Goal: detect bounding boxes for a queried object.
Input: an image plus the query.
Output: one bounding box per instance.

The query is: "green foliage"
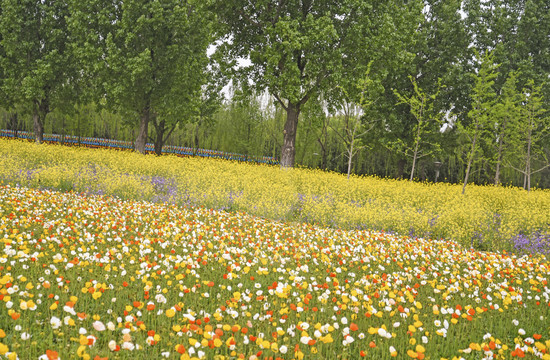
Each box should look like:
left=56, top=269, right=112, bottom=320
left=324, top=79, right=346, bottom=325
left=212, top=0, right=421, bottom=167
left=330, top=63, right=385, bottom=178
left=489, top=71, right=522, bottom=184
left=393, top=77, right=445, bottom=180
left=66, top=0, right=119, bottom=105
left=508, top=79, right=550, bottom=191
left=463, top=0, right=550, bottom=106
left=103, top=0, right=210, bottom=118
left=0, top=0, right=73, bottom=141
left=460, top=50, right=500, bottom=194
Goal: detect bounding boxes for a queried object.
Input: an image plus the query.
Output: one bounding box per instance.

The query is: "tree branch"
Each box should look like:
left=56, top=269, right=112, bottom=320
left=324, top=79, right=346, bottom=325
left=162, top=122, right=179, bottom=144
left=300, top=72, right=329, bottom=106
left=383, top=143, right=411, bottom=158
left=329, top=124, right=350, bottom=146
left=272, top=93, right=288, bottom=111
left=531, top=163, right=550, bottom=175
left=505, top=161, right=527, bottom=175
left=237, top=8, right=263, bottom=28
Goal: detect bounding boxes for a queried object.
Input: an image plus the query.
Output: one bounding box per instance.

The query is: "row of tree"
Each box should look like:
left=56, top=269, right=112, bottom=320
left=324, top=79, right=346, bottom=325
left=0, top=0, right=549, bottom=191
left=0, top=0, right=214, bottom=155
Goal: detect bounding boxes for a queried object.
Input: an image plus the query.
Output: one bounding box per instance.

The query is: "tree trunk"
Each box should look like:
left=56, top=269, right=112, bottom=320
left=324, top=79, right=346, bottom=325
left=154, top=118, right=165, bottom=156
left=135, top=106, right=150, bottom=154
left=61, top=115, right=65, bottom=144
left=317, top=118, right=329, bottom=170
left=194, top=118, right=201, bottom=150
left=7, top=112, right=18, bottom=132
left=317, top=138, right=327, bottom=170
left=397, top=158, right=406, bottom=179
left=410, top=141, right=419, bottom=182
left=494, top=136, right=503, bottom=186
left=462, top=131, right=478, bottom=194
left=77, top=111, right=81, bottom=146
left=299, top=121, right=311, bottom=166
left=321, top=145, right=327, bottom=170
left=33, top=105, right=45, bottom=144
left=410, top=102, right=424, bottom=182
left=347, top=140, right=354, bottom=179
left=526, top=121, right=532, bottom=192
left=280, top=102, right=300, bottom=168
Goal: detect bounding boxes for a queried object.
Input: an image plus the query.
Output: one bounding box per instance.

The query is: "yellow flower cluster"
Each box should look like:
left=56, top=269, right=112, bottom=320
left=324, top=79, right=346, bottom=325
left=1, top=139, right=548, bottom=252
left=0, top=185, right=549, bottom=359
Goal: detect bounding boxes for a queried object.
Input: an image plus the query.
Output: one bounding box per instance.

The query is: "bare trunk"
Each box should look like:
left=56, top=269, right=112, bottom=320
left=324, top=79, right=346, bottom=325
left=347, top=140, right=354, bottom=179
left=410, top=142, right=419, bottom=182
left=299, top=122, right=311, bottom=166
left=77, top=112, right=81, bottom=145
left=61, top=115, right=65, bottom=144
left=280, top=102, right=300, bottom=168
left=527, top=168, right=531, bottom=192
left=317, top=118, right=329, bottom=170
left=135, top=107, right=150, bottom=154
left=410, top=101, right=424, bottom=182
left=462, top=131, right=478, bottom=195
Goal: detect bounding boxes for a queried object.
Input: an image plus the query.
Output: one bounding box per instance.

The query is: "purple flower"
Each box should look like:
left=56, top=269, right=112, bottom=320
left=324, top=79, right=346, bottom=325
left=512, top=231, right=550, bottom=255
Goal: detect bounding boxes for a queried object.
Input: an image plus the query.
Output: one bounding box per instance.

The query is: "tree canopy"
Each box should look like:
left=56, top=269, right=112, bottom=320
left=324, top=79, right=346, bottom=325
left=212, top=0, right=421, bottom=167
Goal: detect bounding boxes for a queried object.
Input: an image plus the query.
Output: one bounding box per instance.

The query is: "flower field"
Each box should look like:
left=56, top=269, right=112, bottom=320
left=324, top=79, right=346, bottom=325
left=0, top=185, right=549, bottom=359
left=1, top=139, right=549, bottom=253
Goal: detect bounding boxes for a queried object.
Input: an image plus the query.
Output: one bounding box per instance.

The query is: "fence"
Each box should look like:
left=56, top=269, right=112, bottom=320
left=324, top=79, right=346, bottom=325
left=0, top=129, right=279, bottom=165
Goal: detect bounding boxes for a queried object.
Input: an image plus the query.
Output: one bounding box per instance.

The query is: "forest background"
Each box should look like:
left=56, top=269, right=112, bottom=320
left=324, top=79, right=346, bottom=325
left=0, top=0, right=549, bottom=189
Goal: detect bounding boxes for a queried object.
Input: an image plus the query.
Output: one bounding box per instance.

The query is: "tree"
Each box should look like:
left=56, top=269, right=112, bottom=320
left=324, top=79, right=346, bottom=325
left=299, top=98, right=331, bottom=170
left=149, top=63, right=216, bottom=156
left=463, top=0, right=550, bottom=106
left=461, top=51, right=499, bottom=194
left=0, top=5, right=6, bottom=109
left=374, top=0, right=470, bottom=179
left=508, top=80, right=550, bottom=191
left=189, top=81, right=222, bottom=154
left=0, top=0, right=72, bottom=143
left=66, top=0, right=120, bottom=107
left=103, top=0, right=211, bottom=154
left=212, top=0, right=419, bottom=168
left=393, top=76, right=444, bottom=181
left=490, top=71, right=521, bottom=185
left=331, top=65, right=383, bottom=179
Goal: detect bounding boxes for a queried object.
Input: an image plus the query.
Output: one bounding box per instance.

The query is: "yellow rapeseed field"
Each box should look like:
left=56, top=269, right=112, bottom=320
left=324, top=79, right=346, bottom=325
left=1, top=138, right=549, bottom=252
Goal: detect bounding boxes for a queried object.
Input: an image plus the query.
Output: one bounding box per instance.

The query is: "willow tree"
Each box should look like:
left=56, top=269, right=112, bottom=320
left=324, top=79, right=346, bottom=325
left=212, top=0, right=419, bottom=168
